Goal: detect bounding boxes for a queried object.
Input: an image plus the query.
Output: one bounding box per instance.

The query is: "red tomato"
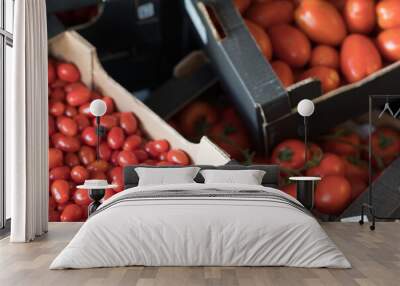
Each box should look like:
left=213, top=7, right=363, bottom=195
left=371, top=127, right=400, bottom=165
left=123, top=135, right=143, bottom=152
left=54, top=134, right=81, bottom=152
left=179, top=101, right=218, bottom=139
left=49, top=195, right=57, bottom=210
left=49, top=148, right=63, bottom=169
left=73, top=189, right=92, bottom=206
left=268, top=24, right=311, bottom=68
left=119, top=112, right=138, bottom=135
left=246, top=0, right=294, bottom=29
left=97, top=115, right=119, bottom=130
left=142, top=159, right=157, bottom=166
left=271, top=61, right=294, bottom=87
left=70, top=165, right=89, bottom=183
left=340, top=34, right=382, bottom=83
left=99, top=142, right=112, bottom=161
left=51, top=79, right=67, bottom=89
left=344, top=0, right=375, bottom=34
left=57, top=63, right=80, bottom=83
left=48, top=61, right=56, bottom=84
left=81, top=126, right=97, bottom=147
left=152, top=139, right=170, bottom=153
left=49, top=101, right=65, bottom=117
left=158, top=152, right=168, bottom=161
left=166, top=149, right=190, bottom=166
left=51, top=88, right=65, bottom=102
left=87, top=160, right=110, bottom=173
left=108, top=166, right=123, bottom=182
left=65, top=152, right=79, bottom=167
left=64, top=82, right=85, bottom=93
left=91, top=90, right=103, bottom=100
left=315, top=175, right=352, bottom=215
left=282, top=184, right=297, bottom=198
left=157, top=161, right=175, bottom=166
left=271, top=139, right=306, bottom=170
left=66, top=85, right=91, bottom=106
left=51, top=180, right=70, bottom=204
left=306, top=153, right=345, bottom=177
left=112, top=176, right=124, bottom=193
left=245, top=20, right=273, bottom=61
left=49, top=166, right=70, bottom=181
left=48, top=209, right=60, bottom=222
left=74, top=114, right=90, bottom=131
left=111, top=150, right=120, bottom=165
left=234, top=0, right=251, bottom=14
left=117, top=151, right=139, bottom=167
left=103, top=96, right=115, bottom=114
left=134, top=150, right=149, bottom=163
left=79, top=145, right=96, bottom=166
left=60, top=204, right=83, bottom=222
left=145, top=141, right=160, bottom=158
left=323, top=128, right=361, bottom=156
left=347, top=176, right=367, bottom=201
left=107, top=127, right=125, bottom=149
left=57, top=116, right=78, bottom=137
left=376, top=0, right=400, bottom=29
left=49, top=116, right=56, bottom=136
left=377, top=28, right=400, bottom=62
left=328, top=0, right=346, bottom=11
left=90, top=171, right=107, bottom=180
left=298, top=66, right=340, bottom=93
left=342, top=156, right=368, bottom=183
left=103, top=189, right=116, bottom=201
left=295, top=0, right=347, bottom=46
left=310, top=45, right=340, bottom=70
left=64, top=106, right=78, bottom=118
left=78, top=103, right=94, bottom=118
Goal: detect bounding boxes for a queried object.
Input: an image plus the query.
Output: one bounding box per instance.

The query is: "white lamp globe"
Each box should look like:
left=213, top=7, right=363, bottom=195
left=90, top=99, right=107, bottom=117
left=297, top=99, right=315, bottom=117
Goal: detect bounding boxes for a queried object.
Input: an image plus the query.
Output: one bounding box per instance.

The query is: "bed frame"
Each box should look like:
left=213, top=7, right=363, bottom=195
left=123, top=165, right=280, bottom=189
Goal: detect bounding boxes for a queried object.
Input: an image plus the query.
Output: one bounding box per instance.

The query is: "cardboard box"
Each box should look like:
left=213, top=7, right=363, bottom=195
left=145, top=51, right=219, bottom=119
left=185, top=0, right=400, bottom=154
left=48, top=31, right=230, bottom=165
left=340, top=112, right=400, bottom=220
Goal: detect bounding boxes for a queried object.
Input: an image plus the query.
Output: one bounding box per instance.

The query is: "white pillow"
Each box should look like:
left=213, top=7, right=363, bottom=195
left=200, top=169, right=266, bottom=185
left=135, top=167, right=200, bottom=186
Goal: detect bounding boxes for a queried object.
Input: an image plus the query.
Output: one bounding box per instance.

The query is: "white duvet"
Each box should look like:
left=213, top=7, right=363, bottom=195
left=50, top=183, right=351, bottom=269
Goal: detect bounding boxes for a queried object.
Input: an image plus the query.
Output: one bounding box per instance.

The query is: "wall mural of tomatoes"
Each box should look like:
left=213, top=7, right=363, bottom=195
left=233, top=0, right=400, bottom=91
left=48, top=59, right=191, bottom=222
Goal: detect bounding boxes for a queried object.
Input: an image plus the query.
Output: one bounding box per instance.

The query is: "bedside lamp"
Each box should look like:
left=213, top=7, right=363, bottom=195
left=297, top=99, right=315, bottom=163
left=289, top=99, right=320, bottom=210
left=90, top=99, right=107, bottom=159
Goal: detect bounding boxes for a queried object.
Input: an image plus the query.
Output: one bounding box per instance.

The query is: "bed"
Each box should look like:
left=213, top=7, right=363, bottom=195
left=50, top=165, right=351, bottom=269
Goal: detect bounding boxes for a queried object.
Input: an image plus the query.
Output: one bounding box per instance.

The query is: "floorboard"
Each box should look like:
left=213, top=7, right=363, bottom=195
left=0, top=222, right=399, bottom=286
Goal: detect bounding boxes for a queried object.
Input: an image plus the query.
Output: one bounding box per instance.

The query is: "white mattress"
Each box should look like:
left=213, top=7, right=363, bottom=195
left=50, top=183, right=351, bottom=269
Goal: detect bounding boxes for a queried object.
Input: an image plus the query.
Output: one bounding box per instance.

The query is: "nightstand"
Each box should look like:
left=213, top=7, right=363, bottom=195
left=289, top=176, right=321, bottom=210
left=77, top=180, right=117, bottom=216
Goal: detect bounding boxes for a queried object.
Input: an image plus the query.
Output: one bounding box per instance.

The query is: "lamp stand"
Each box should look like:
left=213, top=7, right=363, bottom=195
left=304, top=116, right=308, bottom=163
left=95, top=116, right=106, bottom=160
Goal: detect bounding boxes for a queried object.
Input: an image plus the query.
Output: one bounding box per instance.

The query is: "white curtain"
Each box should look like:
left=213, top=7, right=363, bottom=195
left=8, top=0, right=48, bottom=242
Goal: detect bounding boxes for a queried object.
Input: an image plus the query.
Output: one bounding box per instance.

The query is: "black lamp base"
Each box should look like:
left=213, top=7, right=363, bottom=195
left=88, top=189, right=105, bottom=216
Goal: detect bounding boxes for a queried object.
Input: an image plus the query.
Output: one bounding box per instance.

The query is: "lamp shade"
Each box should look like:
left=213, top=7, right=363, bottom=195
left=297, top=99, right=315, bottom=117
left=89, top=99, right=107, bottom=117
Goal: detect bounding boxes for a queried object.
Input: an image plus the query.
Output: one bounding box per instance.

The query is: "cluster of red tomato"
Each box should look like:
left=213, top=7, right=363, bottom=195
left=48, top=59, right=190, bottom=222
left=235, top=0, right=400, bottom=93
left=273, top=127, right=400, bottom=216
left=170, top=101, right=253, bottom=161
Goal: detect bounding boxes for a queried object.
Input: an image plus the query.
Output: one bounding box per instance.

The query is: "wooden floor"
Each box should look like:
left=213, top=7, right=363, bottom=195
left=0, top=222, right=399, bottom=286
